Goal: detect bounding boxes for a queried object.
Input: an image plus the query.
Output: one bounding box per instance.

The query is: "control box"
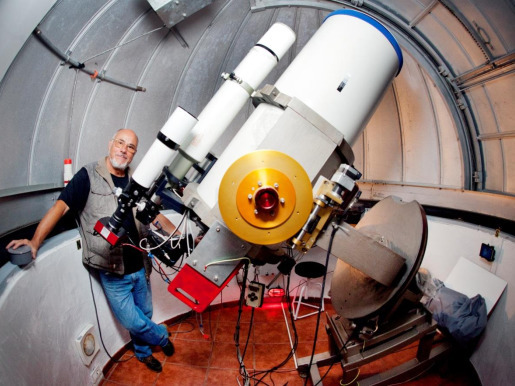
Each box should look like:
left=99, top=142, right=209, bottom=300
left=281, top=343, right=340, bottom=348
left=246, top=281, right=265, bottom=308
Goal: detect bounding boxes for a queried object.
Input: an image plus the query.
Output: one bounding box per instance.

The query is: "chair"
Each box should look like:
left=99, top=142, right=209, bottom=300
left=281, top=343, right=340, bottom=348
left=292, top=261, right=326, bottom=320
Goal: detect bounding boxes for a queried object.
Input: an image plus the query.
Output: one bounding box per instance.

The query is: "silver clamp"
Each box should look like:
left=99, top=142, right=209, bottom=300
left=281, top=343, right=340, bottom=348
left=221, top=72, right=254, bottom=95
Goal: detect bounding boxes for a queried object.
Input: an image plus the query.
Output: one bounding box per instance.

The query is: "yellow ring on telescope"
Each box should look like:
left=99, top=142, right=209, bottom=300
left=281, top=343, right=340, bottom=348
left=218, top=150, right=313, bottom=245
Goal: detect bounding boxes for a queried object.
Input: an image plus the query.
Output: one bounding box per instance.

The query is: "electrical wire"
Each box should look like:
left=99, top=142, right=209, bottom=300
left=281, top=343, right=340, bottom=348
left=196, top=312, right=205, bottom=337
left=241, top=305, right=255, bottom=363
left=312, top=303, right=426, bottom=385
left=235, top=261, right=251, bottom=384
left=139, top=210, right=188, bottom=252
left=288, top=270, right=335, bottom=302
left=249, top=260, right=299, bottom=385
left=86, top=264, right=134, bottom=363
left=147, top=231, right=190, bottom=284
left=233, top=262, right=255, bottom=366
left=136, top=211, right=193, bottom=283
left=185, top=210, right=192, bottom=256
left=204, top=257, right=251, bottom=271
left=312, top=331, right=354, bottom=386
left=150, top=255, right=172, bottom=283
left=305, top=223, right=338, bottom=386
left=194, top=308, right=214, bottom=340
left=66, top=68, right=78, bottom=158
left=340, top=369, right=360, bottom=385
left=121, top=242, right=145, bottom=252
left=174, top=320, right=195, bottom=334
left=81, top=25, right=167, bottom=63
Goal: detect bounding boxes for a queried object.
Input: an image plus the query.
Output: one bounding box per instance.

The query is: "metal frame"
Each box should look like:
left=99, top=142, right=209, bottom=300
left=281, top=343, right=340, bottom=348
left=297, top=307, right=453, bottom=385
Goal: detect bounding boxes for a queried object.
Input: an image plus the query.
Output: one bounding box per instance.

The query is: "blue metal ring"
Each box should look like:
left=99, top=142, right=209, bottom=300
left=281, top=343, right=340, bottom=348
left=324, top=9, right=403, bottom=76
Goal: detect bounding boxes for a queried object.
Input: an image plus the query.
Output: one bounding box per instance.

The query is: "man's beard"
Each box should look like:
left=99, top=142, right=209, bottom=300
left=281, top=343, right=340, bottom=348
left=110, top=155, right=129, bottom=170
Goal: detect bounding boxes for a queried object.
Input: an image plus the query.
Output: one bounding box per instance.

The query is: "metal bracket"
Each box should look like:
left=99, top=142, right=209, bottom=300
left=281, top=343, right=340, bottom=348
left=473, top=170, right=482, bottom=183
left=252, top=84, right=292, bottom=109
left=221, top=72, right=254, bottom=95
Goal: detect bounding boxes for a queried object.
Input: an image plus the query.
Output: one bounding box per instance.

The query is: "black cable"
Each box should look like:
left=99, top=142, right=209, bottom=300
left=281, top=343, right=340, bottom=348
left=151, top=260, right=173, bottom=283
left=312, top=321, right=355, bottom=386
left=234, top=261, right=251, bottom=383
left=252, top=261, right=298, bottom=385
left=242, top=271, right=261, bottom=364
left=304, top=224, right=339, bottom=386
left=240, top=274, right=255, bottom=362
left=174, top=320, right=195, bottom=334
left=241, top=307, right=254, bottom=362
left=87, top=264, right=133, bottom=363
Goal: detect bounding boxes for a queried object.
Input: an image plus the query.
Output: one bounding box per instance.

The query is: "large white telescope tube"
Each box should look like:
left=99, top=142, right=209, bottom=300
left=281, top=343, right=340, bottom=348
left=168, top=22, right=296, bottom=179
left=274, top=9, right=403, bottom=144
left=197, top=9, right=403, bottom=209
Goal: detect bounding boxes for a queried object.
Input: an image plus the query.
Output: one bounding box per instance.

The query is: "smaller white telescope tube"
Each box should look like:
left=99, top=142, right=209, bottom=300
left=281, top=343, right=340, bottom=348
left=169, top=22, right=296, bottom=179
left=132, top=106, right=197, bottom=188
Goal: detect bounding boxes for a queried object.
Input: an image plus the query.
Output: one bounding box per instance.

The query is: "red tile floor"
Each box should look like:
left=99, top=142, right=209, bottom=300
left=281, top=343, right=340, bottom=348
left=101, top=300, right=481, bottom=386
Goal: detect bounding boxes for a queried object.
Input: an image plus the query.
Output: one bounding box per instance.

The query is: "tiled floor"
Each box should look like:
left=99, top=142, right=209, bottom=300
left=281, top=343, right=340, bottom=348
left=101, top=300, right=480, bottom=385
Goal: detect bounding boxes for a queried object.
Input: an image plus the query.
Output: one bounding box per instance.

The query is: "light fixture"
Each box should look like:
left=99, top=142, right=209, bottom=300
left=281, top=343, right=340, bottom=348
left=268, top=287, right=285, bottom=297
left=74, top=324, right=100, bottom=366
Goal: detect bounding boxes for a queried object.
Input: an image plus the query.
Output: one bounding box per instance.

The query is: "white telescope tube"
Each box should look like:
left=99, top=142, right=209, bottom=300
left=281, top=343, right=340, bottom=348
left=132, top=106, right=197, bottom=188
left=197, top=10, right=403, bottom=209
left=275, top=10, right=403, bottom=144
left=169, top=22, right=296, bottom=179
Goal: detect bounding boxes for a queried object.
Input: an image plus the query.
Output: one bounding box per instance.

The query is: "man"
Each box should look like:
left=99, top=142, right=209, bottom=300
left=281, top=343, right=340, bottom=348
left=7, top=129, right=175, bottom=373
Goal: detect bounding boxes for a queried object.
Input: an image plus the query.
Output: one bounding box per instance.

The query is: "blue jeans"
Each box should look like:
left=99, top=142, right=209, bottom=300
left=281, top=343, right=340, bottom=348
left=99, top=268, right=169, bottom=359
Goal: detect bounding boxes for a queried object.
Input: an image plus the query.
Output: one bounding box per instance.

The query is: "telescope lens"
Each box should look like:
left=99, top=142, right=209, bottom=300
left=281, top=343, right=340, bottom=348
left=255, top=187, right=278, bottom=212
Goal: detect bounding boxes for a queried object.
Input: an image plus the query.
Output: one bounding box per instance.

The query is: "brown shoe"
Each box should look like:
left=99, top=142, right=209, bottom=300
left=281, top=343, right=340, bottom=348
left=138, top=355, right=162, bottom=372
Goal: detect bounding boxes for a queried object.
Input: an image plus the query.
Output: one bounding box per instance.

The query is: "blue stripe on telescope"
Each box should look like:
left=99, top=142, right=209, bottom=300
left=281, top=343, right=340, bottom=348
left=324, top=9, right=403, bottom=76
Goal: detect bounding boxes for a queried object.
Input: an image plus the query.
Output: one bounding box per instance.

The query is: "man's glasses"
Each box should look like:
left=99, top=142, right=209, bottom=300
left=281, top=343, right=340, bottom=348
left=112, top=138, right=137, bottom=154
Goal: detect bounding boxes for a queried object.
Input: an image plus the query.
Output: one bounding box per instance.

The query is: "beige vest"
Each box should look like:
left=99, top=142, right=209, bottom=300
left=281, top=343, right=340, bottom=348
left=79, top=158, right=150, bottom=276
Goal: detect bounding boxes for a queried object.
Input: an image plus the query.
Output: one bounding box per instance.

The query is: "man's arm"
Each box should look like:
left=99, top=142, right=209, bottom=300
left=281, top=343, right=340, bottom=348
left=6, top=200, right=70, bottom=259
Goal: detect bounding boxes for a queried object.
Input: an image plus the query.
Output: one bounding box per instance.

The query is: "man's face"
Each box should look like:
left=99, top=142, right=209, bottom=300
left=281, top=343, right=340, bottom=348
left=108, top=129, right=138, bottom=170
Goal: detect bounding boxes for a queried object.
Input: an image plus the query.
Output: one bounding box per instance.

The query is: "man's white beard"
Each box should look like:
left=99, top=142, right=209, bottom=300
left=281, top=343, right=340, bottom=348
left=110, top=156, right=129, bottom=170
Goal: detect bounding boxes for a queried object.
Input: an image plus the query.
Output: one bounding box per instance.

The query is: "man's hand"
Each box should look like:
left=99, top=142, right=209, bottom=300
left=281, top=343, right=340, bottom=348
left=6, top=239, right=39, bottom=259
left=5, top=199, right=70, bottom=260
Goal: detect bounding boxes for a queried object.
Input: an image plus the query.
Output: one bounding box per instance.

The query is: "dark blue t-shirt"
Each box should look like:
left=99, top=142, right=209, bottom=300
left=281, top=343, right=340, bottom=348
left=59, top=167, right=144, bottom=274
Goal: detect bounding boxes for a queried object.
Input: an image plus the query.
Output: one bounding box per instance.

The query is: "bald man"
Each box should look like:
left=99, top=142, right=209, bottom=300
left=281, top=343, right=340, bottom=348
left=7, top=129, right=175, bottom=373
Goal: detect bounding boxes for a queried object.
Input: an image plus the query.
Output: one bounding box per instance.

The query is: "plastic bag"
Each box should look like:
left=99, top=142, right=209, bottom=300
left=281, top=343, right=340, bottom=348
left=417, top=269, right=487, bottom=346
